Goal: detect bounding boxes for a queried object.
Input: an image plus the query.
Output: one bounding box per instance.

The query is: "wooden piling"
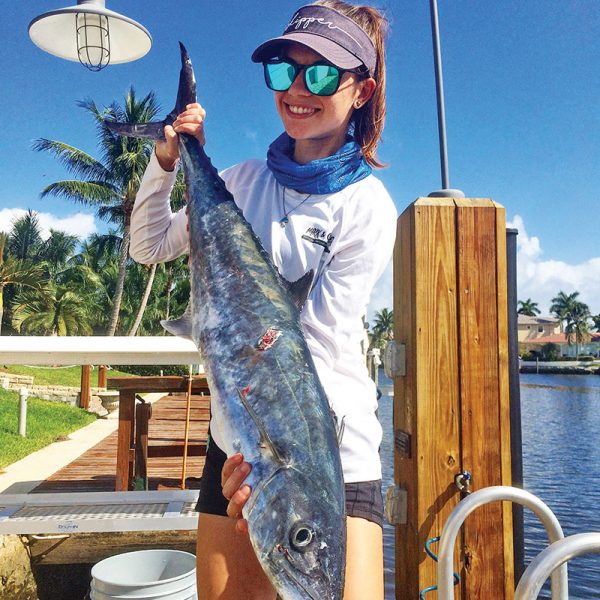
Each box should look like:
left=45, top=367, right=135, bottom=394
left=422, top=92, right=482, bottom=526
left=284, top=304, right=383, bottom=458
left=79, top=364, right=91, bottom=410
left=98, top=365, right=107, bottom=388
left=393, top=198, right=514, bottom=599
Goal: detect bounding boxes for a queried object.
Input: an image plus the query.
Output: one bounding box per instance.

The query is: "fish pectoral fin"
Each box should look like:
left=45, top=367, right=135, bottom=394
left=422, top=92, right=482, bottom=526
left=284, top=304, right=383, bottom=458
left=104, top=120, right=168, bottom=141
left=336, top=415, right=346, bottom=447
left=236, top=387, right=286, bottom=465
left=160, top=303, right=193, bottom=338
left=284, top=270, right=314, bottom=311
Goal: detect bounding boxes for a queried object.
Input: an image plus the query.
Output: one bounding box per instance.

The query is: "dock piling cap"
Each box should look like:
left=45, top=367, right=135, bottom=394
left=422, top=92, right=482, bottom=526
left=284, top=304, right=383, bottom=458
left=428, top=188, right=466, bottom=198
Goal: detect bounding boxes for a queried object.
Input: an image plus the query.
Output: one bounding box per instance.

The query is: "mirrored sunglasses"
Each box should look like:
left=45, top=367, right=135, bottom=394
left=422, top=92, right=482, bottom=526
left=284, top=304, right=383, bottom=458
left=263, top=58, right=366, bottom=97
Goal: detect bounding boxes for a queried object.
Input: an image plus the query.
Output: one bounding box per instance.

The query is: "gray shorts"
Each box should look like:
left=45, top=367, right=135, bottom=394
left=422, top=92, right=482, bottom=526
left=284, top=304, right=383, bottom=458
left=196, top=433, right=383, bottom=528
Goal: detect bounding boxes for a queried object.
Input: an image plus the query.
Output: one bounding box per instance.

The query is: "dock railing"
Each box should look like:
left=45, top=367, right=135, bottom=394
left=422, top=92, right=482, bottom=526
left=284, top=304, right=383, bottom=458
left=0, top=336, right=204, bottom=537
left=0, top=336, right=201, bottom=367
left=436, top=486, right=568, bottom=600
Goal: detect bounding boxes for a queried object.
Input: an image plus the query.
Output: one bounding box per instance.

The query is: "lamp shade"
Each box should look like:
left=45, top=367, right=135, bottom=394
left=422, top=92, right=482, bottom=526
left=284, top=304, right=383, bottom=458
left=29, top=1, right=152, bottom=67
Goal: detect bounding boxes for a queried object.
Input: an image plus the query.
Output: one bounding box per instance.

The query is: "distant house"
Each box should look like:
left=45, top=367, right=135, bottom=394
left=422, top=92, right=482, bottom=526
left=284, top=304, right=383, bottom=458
left=522, top=332, right=600, bottom=358
left=517, top=315, right=561, bottom=342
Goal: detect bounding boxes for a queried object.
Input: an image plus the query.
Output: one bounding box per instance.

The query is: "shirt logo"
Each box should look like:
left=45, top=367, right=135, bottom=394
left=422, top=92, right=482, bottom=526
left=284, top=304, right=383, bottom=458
left=302, top=227, right=335, bottom=253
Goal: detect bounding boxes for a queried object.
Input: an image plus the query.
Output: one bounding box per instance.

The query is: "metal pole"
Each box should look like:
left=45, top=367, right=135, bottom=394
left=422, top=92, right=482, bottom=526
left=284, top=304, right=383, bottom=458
left=18, top=387, right=28, bottom=437
left=427, top=0, right=464, bottom=198
left=506, top=228, right=525, bottom=583
left=430, top=0, right=449, bottom=190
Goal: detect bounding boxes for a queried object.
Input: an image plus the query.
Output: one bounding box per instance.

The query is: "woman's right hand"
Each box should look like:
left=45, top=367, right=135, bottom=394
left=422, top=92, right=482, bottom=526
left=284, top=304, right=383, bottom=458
left=221, top=453, right=252, bottom=535
left=155, top=102, right=206, bottom=171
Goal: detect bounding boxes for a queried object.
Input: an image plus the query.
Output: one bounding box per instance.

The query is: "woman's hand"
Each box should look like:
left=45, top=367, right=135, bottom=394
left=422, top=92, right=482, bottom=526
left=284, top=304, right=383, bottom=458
left=155, top=103, right=206, bottom=171
left=221, top=453, right=252, bottom=535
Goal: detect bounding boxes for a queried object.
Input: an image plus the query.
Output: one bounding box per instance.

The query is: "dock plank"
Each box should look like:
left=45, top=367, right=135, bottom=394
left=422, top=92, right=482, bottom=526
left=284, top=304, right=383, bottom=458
left=32, top=394, right=211, bottom=494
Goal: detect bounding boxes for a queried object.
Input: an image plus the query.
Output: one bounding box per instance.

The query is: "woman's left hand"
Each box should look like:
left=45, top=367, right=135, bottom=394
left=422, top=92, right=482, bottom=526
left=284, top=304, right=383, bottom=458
left=221, top=453, right=252, bottom=535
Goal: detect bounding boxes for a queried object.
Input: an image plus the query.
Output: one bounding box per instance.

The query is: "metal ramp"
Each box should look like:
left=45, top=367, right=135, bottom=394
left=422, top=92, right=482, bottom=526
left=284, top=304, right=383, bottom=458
left=0, top=490, right=199, bottom=535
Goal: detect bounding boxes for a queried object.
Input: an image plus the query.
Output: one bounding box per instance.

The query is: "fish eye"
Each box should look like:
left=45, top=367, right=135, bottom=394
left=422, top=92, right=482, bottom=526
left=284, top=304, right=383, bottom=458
left=290, top=523, right=315, bottom=551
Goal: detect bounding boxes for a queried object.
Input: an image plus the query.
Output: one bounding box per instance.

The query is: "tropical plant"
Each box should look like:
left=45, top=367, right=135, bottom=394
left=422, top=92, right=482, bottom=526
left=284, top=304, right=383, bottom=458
left=540, top=342, right=561, bottom=361
left=38, top=229, right=79, bottom=274
left=0, top=233, right=47, bottom=335
left=563, top=302, right=591, bottom=359
left=33, top=88, right=184, bottom=335
left=371, top=308, right=393, bottom=351
left=549, top=291, right=581, bottom=331
left=8, top=210, right=43, bottom=260
left=517, top=298, right=540, bottom=316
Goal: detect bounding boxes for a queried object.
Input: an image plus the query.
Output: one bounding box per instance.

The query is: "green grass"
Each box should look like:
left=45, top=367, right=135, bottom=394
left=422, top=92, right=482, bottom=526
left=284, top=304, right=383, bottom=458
left=0, top=365, right=134, bottom=388
left=0, top=388, right=97, bottom=468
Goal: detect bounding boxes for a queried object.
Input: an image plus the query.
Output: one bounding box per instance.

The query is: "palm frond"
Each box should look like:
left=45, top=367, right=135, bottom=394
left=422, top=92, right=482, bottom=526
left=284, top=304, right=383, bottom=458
left=40, top=180, right=118, bottom=206
left=32, top=138, right=111, bottom=181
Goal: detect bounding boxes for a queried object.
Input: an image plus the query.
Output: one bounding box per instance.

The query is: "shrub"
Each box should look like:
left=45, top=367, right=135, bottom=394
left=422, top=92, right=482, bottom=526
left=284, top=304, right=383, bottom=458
left=116, top=365, right=194, bottom=377
left=540, top=343, right=561, bottom=361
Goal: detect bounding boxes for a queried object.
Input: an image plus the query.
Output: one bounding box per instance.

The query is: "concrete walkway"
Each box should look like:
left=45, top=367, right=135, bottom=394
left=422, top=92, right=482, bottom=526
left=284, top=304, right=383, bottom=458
left=0, top=393, right=164, bottom=495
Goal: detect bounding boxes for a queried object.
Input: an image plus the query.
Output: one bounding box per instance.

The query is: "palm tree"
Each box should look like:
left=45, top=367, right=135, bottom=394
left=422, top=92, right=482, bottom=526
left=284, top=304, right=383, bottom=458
left=563, top=301, right=591, bottom=359
left=517, top=298, right=541, bottom=316
left=0, top=233, right=46, bottom=334
left=12, top=286, right=94, bottom=336
left=38, top=230, right=79, bottom=273
left=8, top=210, right=43, bottom=261
left=549, top=291, right=581, bottom=332
left=371, top=308, right=394, bottom=351
left=33, top=88, right=165, bottom=335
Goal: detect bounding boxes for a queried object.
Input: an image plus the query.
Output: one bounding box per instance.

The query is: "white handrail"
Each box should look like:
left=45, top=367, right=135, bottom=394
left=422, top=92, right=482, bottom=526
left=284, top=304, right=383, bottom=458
left=0, top=336, right=200, bottom=366
left=437, top=486, right=568, bottom=600
left=515, top=532, right=600, bottom=600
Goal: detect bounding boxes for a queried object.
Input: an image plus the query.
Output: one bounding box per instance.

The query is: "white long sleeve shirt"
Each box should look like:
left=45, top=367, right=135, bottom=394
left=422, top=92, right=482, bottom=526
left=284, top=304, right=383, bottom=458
left=130, top=152, right=397, bottom=482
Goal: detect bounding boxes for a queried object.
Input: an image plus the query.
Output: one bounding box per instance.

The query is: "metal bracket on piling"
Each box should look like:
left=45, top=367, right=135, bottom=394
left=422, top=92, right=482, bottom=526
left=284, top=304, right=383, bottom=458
left=384, top=341, right=406, bottom=378
left=385, top=485, right=408, bottom=525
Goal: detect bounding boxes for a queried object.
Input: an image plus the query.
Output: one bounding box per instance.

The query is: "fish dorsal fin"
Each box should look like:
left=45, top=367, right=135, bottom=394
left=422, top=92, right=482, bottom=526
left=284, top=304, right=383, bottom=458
left=160, top=303, right=193, bottom=338
left=236, top=387, right=286, bottom=465
left=284, top=270, right=314, bottom=311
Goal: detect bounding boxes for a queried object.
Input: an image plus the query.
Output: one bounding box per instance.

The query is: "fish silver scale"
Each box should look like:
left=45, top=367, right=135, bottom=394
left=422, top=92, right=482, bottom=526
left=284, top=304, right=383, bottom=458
left=176, top=44, right=345, bottom=600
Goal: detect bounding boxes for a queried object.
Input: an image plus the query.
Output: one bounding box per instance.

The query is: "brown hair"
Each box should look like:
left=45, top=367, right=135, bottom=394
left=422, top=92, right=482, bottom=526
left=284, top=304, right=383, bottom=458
left=312, top=0, right=388, bottom=168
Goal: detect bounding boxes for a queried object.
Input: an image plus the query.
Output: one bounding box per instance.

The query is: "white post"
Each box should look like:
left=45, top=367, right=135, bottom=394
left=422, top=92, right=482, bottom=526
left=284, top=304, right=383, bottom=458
left=18, top=387, right=28, bottom=437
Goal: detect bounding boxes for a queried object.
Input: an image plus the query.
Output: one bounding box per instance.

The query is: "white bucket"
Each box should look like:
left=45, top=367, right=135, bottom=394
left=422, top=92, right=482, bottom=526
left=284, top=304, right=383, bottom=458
left=90, top=549, right=197, bottom=600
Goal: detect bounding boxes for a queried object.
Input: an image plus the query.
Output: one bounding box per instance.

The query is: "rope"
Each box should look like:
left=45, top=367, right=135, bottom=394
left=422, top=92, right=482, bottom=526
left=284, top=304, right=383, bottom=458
left=419, top=536, right=460, bottom=599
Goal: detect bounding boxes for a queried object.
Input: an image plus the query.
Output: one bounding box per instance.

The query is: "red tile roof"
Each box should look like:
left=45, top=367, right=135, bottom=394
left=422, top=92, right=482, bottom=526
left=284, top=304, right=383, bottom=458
left=525, top=332, right=600, bottom=344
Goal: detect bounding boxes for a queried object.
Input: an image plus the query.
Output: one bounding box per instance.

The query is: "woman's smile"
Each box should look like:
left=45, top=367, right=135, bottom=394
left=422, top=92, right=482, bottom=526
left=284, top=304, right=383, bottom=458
left=285, top=103, right=320, bottom=117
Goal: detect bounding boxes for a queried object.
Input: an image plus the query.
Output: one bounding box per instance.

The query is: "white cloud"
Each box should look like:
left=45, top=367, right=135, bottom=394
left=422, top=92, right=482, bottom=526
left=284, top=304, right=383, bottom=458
left=367, top=215, right=600, bottom=324
left=508, top=214, right=600, bottom=316
left=0, top=208, right=97, bottom=241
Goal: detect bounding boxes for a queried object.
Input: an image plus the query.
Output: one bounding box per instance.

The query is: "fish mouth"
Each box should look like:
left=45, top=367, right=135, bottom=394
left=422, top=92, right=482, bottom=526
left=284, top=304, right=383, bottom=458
left=275, top=549, right=337, bottom=600
left=270, top=545, right=342, bottom=600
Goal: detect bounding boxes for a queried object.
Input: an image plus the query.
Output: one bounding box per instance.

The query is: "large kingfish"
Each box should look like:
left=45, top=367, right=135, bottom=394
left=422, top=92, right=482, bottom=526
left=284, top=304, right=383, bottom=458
left=107, top=44, right=346, bottom=599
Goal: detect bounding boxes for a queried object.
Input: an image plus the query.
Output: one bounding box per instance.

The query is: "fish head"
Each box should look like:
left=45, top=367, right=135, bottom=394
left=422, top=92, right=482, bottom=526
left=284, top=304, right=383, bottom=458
left=246, top=465, right=346, bottom=600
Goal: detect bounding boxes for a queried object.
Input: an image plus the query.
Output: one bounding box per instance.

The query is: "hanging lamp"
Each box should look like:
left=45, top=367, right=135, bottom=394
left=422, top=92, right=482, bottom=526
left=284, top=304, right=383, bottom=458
left=29, top=0, right=152, bottom=72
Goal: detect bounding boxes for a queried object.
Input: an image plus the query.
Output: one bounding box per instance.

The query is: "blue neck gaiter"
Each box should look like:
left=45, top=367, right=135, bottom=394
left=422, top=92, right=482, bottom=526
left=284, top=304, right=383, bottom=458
left=266, top=132, right=372, bottom=195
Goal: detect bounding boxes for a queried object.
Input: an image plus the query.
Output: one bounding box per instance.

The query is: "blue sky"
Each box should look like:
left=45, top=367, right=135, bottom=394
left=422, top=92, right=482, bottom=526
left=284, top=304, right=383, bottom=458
left=1, top=1, right=599, bottom=317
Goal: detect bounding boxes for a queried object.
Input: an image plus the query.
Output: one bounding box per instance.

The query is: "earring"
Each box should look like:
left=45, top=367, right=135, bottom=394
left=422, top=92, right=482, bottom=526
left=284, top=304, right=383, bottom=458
left=354, top=101, right=362, bottom=108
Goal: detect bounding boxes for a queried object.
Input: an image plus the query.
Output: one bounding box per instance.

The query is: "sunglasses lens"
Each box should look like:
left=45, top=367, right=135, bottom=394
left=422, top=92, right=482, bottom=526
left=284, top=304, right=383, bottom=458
left=265, top=61, right=296, bottom=91
left=305, top=64, right=340, bottom=96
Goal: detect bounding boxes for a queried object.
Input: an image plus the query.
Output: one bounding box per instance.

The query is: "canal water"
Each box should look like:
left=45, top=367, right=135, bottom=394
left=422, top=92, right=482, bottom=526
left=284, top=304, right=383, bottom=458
left=378, top=371, right=600, bottom=599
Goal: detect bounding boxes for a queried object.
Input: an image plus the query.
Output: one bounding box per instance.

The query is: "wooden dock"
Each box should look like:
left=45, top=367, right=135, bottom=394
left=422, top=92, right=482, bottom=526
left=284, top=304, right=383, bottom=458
left=32, top=393, right=210, bottom=494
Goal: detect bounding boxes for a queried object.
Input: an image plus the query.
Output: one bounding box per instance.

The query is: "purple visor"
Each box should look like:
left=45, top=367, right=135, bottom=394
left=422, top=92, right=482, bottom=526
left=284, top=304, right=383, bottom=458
left=251, top=4, right=376, bottom=76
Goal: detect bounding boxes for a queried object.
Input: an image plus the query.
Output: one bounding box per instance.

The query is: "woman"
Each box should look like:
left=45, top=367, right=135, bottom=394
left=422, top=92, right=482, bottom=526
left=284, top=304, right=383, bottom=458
left=130, top=2, right=397, bottom=598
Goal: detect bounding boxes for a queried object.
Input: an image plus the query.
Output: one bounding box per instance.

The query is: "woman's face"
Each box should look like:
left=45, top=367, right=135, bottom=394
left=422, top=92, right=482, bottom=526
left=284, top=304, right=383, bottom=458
left=273, top=43, right=374, bottom=162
